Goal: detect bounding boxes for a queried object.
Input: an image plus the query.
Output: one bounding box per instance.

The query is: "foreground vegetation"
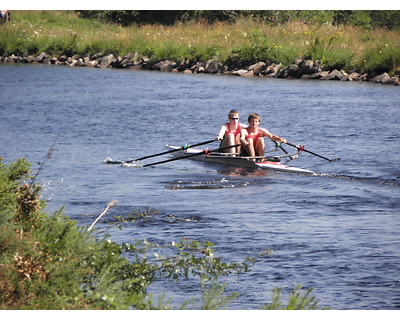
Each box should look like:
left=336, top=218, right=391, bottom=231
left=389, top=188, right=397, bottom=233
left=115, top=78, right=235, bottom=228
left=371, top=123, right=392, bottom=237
left=0, top=10, right=399, bottom=76
left=0, top=157, right=324, bottom=309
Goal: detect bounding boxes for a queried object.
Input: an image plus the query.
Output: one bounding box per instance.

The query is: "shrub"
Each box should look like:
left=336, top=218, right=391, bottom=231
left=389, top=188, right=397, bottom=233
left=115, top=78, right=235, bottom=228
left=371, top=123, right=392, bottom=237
left=361, top=45, right=400, bottom=74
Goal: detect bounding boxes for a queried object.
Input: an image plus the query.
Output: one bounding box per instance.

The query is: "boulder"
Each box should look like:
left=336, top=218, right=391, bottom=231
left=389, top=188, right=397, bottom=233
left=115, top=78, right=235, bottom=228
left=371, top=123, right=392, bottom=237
left=371, top=73, right=390, bottom=84
left=277, top=63, right=299, bottom=78
left=190, top=62, right=205, bottom=73
left=152, top=60, right=178, bottom=72
left=91, top=52, right=105, bottom=60
left=320, top=69, right=344, bottom=80
left=100, top=54, right=117, bottom=67
left=205, top=60, right=223, bottom=74
left=33, top=52, right=48, bottom=63
left=262, top=63, right=281, bottom=77
left=232, top=69, right=249, bottom=76
left=297, top=60, right=322, bottom=77
left=382, top=76, right=399, bottom=85
left=249, top=62, right=266, bottom=75
left=348, top=72, right=361, bottom=81
left=242, top=70, right=254, bottom=77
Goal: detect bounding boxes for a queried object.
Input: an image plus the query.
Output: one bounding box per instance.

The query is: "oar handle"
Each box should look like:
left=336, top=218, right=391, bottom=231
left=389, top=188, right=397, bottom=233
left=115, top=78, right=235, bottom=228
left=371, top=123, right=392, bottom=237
left=285, top=142, right=339, bottom=162
left=143, top=144, right=241, bottom=167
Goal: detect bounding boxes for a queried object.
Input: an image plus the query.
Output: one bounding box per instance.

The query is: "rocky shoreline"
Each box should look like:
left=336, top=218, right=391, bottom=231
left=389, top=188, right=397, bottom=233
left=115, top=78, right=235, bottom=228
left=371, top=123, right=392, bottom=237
left=1, top=52, right=399, bottom=86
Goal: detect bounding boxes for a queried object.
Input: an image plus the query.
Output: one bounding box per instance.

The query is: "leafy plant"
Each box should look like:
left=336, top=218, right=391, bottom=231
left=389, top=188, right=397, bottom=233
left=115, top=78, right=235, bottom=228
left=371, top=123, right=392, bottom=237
left=261, top=284, right=326, bottom=310
left=361, top=44, right=400, bottom=74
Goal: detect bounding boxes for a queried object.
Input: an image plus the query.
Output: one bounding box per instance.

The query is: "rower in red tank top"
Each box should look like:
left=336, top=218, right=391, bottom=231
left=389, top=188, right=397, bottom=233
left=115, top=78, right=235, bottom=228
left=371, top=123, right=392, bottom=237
left=216, top=110, right=247, bottom=154
left=225, top=122, right=242, bottom=137
left=245, top=127, right=262, bottom=142
left=240, top=113, right=287, bottom=161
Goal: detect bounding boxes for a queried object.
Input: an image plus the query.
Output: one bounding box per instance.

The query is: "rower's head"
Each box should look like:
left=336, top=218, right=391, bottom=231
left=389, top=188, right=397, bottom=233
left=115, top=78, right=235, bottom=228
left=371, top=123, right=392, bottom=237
left=228, top=110, right=240, bottom=122
left=248, top=113, right=261, bottom=123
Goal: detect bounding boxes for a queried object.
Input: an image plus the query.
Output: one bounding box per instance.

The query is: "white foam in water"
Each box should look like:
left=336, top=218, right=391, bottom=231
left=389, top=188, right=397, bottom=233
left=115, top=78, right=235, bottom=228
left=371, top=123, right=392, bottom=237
left=122, top=162, right=143, bottom=167
left=103, top=156, right=115, bottom=163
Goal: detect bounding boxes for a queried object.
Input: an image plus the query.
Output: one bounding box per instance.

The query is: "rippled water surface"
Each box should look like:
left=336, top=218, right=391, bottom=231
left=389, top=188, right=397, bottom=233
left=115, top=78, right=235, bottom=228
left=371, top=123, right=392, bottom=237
left=1, top=64, right=399, bottom=309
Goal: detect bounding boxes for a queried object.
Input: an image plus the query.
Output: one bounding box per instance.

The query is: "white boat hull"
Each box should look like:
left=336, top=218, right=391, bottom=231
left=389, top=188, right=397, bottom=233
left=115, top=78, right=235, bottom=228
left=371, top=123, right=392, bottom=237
left=166, top=145, right=315, bottom=175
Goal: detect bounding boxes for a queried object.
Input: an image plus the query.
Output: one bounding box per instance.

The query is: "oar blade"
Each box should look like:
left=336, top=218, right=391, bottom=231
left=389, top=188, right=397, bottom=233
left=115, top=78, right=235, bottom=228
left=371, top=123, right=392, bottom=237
left=104, top=157, right=124, bottom=164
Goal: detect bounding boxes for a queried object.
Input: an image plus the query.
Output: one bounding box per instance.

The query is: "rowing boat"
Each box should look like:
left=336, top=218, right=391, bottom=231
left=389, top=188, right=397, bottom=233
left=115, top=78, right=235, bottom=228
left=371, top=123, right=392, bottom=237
left=165, top=145, right=315, bottom=175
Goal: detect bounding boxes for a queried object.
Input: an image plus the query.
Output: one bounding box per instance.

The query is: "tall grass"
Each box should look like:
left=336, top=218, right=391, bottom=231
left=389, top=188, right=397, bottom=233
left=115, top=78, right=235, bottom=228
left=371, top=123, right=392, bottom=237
left=1, top=11, right=400, bottom=74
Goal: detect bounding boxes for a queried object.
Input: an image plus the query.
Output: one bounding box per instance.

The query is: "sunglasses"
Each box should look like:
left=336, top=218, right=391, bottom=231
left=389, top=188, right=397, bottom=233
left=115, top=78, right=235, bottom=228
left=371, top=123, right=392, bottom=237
left=230, top=117, right=239, bottom=120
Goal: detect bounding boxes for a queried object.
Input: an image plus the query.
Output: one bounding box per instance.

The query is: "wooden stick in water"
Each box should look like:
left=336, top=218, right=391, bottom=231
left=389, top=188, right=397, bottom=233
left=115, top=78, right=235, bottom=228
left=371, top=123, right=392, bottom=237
left=87, top=200, right=117, bottom=231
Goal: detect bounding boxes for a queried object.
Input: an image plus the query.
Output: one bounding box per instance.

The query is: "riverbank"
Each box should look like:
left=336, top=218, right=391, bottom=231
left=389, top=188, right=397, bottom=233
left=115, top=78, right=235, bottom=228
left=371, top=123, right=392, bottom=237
left=1, top=51, right=399, bottom=86
left=1, top=11, right=399, bottom=86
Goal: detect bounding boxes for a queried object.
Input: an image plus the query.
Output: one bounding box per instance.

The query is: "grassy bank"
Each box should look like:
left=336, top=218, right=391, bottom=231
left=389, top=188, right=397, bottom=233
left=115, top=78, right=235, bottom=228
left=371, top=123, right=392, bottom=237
left=1, top=10, right=400, bottom=75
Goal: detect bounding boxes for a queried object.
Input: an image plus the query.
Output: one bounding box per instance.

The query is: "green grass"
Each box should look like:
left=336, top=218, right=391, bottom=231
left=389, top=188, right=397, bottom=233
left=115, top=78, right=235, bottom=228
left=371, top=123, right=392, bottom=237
left=2, top=10, right=399, bottom=75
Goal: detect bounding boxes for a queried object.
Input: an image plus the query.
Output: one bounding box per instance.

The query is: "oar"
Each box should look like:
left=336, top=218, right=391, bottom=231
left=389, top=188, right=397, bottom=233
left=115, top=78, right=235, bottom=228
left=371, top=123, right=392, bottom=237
left=105, top=139, right=216, bottom=164
left=285, top=142, right=341, bottom=162
left=142, top=144, right=241, bottom=167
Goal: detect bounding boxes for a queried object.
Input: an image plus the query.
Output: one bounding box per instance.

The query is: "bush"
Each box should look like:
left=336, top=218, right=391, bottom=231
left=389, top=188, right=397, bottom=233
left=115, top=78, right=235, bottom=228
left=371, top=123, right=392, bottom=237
left=361, top=45, right=400, bottom=74
left=224, top=29, right=297, bottom=69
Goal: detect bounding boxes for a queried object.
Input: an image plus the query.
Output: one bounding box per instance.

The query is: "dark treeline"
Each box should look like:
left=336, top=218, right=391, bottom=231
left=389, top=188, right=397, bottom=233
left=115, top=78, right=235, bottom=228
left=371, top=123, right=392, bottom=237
left=78, top=10, right=400, bottom=29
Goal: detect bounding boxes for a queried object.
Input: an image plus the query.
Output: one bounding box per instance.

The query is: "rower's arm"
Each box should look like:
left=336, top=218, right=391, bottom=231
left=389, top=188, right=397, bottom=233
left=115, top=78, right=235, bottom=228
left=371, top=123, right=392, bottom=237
left=216, top=125, right=227, bottom=140
left=240, top=128, right=248, bottom=145
left=261, top=128, right=287, bottom=143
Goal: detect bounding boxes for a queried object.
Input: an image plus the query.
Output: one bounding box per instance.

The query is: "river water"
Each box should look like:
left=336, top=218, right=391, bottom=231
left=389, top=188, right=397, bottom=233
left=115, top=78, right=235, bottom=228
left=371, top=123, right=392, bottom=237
left=1, top=64, right=399, bottom=310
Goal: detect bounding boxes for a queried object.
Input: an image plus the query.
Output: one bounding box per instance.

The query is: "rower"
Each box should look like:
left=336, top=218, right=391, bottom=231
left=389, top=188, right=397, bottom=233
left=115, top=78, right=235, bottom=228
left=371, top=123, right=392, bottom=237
left=240, top=113, right=287, bottom=161
left=216, top=110, right=247, bottom=155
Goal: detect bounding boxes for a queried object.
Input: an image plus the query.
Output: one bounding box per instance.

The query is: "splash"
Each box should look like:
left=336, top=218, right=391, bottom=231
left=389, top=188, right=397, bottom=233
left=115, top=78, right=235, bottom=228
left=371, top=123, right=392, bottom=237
left=103, top=157, right=143, bottom=167
left=122, top=162, right=143, bottom=167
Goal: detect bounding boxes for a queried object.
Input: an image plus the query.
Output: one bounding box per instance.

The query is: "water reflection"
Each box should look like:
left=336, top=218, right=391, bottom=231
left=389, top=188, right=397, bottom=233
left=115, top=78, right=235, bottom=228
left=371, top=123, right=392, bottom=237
left=217, top=167, right=269, bottom=177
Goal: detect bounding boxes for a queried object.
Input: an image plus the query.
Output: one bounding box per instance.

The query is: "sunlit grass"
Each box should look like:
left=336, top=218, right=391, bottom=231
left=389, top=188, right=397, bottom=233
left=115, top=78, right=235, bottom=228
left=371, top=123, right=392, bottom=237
left=2, top=11, right=400, bottom=74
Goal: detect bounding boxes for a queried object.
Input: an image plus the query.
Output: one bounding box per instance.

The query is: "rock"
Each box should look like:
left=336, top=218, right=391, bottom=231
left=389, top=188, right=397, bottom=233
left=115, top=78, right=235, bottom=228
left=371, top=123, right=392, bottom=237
left=262, top=63, right=281, bottom=77
left=371, top=73, right=390, bottom=83
left=57, top=55, right=68, bottom=62
left=320, top=69, right=344, bottom=80
left=382, top=76, right=399, bottom=85
left=277, top=63, right=299, bottom=78
left=151, top=60, right=177, bottom=72
left=33, top=52, right=48, bottom=63
left=242, top=70, right=254, bottom=77
left=5, top=55, right=15, bottom=63
left=249, top=62, right=266, bottom=75
left=232, top=69, right=248, bottom=76
left=22, top=55, right=35, bottom=63
left=190, top=62, right=205, bottom=73
left=297, top=59, right=322, bottom=77
left=348, top=72, right=361, bottom=81
left=75, top=59, right=87, bottom=67
left=205, top=60, right=223, bottom=74
left=87, top=60, right=99, bottom=67
left=91, top=52, right=105, bottom=60
left=100, top=54, right=117, bottom=67
left=124, top=52, right=138, bottom=61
